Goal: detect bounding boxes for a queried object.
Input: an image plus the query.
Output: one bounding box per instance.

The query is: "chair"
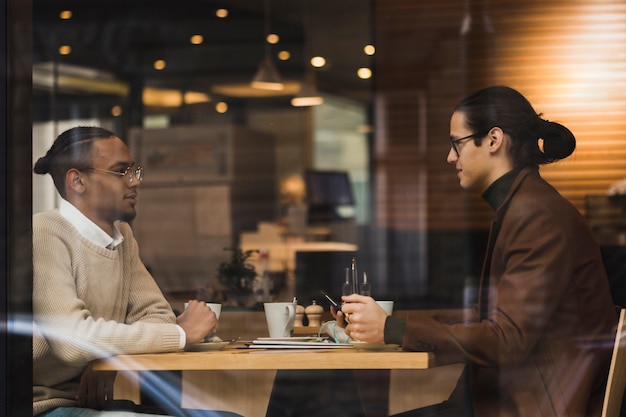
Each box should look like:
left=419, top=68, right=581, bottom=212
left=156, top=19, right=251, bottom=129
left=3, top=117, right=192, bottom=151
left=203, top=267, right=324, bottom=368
left=602, top=308, right=626, bottom=417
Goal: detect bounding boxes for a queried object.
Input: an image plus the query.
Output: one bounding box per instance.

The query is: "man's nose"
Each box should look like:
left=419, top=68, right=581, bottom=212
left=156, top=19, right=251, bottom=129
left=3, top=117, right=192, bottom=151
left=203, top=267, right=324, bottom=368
left=446, top=148, right=457, bottom=164
left=128, top=175, right=142, bottom=188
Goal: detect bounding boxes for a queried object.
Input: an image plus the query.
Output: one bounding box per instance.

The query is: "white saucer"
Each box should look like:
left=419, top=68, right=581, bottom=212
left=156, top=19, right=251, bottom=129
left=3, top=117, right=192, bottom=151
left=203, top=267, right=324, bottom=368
left=186, top=341, right=229, bottom=352
left=351, top=342, right=400, bottom=351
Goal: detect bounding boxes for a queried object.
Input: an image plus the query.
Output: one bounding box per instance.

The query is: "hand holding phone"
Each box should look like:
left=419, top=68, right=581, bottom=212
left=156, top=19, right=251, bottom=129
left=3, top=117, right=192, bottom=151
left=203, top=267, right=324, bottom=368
left=320, top=290, right=342, bottom=311
left=320, top=290, right=350, bottom=323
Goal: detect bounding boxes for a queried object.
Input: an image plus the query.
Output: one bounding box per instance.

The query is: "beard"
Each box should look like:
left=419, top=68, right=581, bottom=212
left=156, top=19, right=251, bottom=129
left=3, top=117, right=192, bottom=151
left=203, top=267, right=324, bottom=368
left=119, top=208, right=137, bottom=223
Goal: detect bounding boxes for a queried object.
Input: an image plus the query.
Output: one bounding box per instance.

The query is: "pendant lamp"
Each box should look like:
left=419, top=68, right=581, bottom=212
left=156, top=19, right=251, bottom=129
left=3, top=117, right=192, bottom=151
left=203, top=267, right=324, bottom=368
left=291, top=0, right=322, bottom=106
left=250, top=0, right=284, bottom=91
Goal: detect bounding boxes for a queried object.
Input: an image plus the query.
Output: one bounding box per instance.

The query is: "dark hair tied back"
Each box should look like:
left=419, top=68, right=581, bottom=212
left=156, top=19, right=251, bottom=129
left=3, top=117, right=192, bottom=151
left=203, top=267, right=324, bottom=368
left=533, top=117, right=576, bottom=165
left=34, top=126, right=115, bottom=175
left=455, top=86, right=576, bottom=169
left=33, top=126, right=116, bottom=197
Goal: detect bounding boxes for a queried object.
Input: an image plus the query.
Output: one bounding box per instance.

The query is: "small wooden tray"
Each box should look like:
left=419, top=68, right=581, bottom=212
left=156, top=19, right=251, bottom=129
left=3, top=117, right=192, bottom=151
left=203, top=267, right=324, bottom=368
left=293, top=326, right=323, bottom=336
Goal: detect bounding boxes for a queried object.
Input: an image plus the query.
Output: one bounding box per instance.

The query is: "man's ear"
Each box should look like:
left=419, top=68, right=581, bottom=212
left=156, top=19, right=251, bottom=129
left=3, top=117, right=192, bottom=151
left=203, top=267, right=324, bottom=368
left=487, top=127, right=505, bottom=153
left=66, top=168, right=86, bottom=194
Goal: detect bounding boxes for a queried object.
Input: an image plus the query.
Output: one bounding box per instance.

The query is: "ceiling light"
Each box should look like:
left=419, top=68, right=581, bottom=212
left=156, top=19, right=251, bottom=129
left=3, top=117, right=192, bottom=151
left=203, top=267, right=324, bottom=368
left=32, top=62, right=129, bottom=96
left=310, top=56, right=326, bottom=68
left=153, top=60, right=166, bottom=70
left=292, top=0, right=323, bottom=107
left=215, top=102, right=228, bottom=113
left=212, top=81, right=299, bottom=97
left=58, top=45, right=72, bottom=55
left=251, top=55, right=284, bottom=90
left=357, top=67, right=372, bottom=79
left=59, top=10, right=72, bottom=20
left=111, top=106, right=122, bottom=117
left=190, top=35, right=204, bottom=45
left=184, top=91, right=211, bottom=104
left=142, top=88, right=210, bottom=107
left=33, top=62, right=130, bottom=96
left=278, top=50, right=291, bottom=61
left=143, top=87, right=182, bottom=107
left=364, top=45, right=375, bottom=55
left=215, top=9, right=228, bottom=18
left=266, top=33, right=279, bottom=44
left=251, top=0, right=284, bottom=91
left=291, top=78, right=324, bottom=107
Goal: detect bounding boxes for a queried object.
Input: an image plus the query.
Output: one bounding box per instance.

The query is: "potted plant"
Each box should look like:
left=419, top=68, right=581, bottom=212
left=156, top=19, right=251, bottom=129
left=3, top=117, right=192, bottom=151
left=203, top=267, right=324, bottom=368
left=217, top=247, right=258, bottom=307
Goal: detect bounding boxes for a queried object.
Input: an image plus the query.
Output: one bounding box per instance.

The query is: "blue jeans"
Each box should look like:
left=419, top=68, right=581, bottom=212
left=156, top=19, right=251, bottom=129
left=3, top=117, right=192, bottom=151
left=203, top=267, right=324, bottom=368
left=39, top=402, right=242, bottom=417
left=39, top=407, right=165, bottom=417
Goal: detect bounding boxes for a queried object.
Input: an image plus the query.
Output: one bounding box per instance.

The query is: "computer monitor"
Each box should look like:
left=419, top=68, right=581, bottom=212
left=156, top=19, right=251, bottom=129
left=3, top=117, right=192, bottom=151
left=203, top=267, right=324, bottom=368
left=304, top=170, right=355, bottom=223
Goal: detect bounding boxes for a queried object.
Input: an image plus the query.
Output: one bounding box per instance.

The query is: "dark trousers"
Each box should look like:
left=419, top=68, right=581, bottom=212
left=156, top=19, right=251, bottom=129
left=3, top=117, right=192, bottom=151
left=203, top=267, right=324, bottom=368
left=266, top=370, right=366, bottom=417
left=391, top=365, right=473, bottom=417
left=390, top=400, right=468, bottom=417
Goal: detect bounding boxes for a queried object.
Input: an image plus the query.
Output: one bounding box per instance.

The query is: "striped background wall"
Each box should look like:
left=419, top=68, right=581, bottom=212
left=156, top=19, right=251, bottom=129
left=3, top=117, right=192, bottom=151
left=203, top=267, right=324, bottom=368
left=374, top=0, right=626, bottom=231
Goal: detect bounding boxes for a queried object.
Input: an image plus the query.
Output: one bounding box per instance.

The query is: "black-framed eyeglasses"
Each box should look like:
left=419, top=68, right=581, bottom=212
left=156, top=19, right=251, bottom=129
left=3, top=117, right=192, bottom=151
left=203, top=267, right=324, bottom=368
left=450, top=131, right=487, bottom=157
left=83, top=165, right=143, bottom=185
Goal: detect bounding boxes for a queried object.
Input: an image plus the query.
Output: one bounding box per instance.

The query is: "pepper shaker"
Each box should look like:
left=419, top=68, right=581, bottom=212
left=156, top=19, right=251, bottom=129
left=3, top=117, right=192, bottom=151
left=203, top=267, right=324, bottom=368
left=305, top=300, right=324, bottom=327
left=294, top=304, right=305, bottom=327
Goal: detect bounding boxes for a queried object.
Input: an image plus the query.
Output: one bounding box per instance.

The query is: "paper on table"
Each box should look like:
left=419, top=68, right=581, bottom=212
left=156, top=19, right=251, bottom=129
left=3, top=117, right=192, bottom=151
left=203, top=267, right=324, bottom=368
left=250, top=338, right=353, bottom=349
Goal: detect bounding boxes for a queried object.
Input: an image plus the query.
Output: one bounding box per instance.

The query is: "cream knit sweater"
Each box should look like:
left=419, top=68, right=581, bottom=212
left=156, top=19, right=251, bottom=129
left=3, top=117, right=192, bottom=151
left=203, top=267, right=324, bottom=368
left=33, top=210, right=182, bottom=415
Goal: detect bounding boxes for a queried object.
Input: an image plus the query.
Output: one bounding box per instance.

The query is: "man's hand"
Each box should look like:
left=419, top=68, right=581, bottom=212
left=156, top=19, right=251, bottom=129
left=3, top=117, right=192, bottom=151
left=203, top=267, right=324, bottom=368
left=77, top=362, right=116, bottom=409
left=340, top=294, right=387, bottom=343
left=176, top=300, right=219, bottom=345
left=331, top=306, right=349, bottom=328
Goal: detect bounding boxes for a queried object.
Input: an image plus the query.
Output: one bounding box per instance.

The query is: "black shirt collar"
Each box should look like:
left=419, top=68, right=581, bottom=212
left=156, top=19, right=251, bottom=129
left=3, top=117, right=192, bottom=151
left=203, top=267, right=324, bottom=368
left=482, top=169, right=521, bottom=211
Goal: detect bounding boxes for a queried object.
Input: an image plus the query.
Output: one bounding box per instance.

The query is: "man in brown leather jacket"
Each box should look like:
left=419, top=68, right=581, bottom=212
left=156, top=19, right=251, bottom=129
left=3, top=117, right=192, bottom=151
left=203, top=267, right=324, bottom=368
left=338, top=86, right=617, bottom=417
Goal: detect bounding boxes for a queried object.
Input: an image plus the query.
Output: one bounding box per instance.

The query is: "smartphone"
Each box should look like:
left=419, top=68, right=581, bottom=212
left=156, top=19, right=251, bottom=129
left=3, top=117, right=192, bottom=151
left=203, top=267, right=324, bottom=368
left=320, top=290, right=342, bottom=312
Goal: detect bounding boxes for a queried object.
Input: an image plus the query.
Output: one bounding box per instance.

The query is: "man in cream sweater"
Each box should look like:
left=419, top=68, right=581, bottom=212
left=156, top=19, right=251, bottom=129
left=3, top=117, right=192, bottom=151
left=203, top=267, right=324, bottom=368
left=32, top=126, right=226, bottom=417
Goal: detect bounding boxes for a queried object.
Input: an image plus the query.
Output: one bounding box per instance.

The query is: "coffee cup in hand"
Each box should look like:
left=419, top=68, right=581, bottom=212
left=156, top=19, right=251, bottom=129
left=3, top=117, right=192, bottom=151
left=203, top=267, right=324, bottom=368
left=375, top=300, right=394, bottom=316
left=184, top=302, right=221, bottom=319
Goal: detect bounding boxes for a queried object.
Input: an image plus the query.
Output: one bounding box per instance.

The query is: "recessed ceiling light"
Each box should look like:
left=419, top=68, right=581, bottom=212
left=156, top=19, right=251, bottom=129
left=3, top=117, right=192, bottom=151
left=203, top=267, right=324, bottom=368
left=153, top=60, right=166, bottom=70
left=215, top=102, right=228, bottom=113
left=364, top=44, right=375, bottom=55
left=59, top=10, right=72, bottom=20
left=310, top=56, right=326, bottom=68
left=216, top=8, right=228, bottom=18
left=190, top=35, right=204, bottom=45
left=266, top=33, right=280, bottom=44
left=277, top=50, right=291, bottom=61
left=58, top=45, right=72, bottom=55
left=357, top=67, right=372, bottom=79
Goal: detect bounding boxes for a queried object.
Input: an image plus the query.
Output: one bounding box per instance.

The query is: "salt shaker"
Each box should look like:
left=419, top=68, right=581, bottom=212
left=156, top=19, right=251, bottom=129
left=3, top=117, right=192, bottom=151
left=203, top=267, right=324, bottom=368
left=305, top=300, right=324, bottom=327
left=294, top=304, right=305, bottom=327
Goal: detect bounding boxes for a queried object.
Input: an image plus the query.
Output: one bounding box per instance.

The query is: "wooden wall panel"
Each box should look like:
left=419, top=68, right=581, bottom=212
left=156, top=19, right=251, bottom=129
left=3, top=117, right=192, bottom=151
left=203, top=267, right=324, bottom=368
left=374, top=0, right=626, bottom=231
left=491, top=1, right=626, bottom=217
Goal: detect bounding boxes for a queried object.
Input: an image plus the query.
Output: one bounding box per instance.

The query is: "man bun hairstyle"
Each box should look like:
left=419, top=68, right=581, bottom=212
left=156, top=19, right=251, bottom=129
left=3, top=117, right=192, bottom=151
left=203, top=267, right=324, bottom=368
left=454, top=86, right=576, bottom=169
left=532, top=117, right=576, bottom=165
left=33, top=126, right=116, bottom=197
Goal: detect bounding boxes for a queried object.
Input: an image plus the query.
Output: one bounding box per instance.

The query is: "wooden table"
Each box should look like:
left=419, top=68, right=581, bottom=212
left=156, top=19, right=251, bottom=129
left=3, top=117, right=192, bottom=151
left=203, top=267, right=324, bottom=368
left=93, top=347, right=433, bottom=372
left=93, top=346, right=438, bottom=417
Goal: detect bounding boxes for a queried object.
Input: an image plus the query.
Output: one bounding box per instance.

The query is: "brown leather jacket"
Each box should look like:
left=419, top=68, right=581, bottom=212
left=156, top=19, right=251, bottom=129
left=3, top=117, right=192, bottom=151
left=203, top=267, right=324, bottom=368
left=396, top=167, right=617, bottom=417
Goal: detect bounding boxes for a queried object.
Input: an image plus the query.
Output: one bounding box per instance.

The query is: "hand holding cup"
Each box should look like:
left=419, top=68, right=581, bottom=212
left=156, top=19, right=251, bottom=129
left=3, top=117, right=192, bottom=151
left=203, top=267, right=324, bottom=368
left=177, top=300, right=220, bottom=345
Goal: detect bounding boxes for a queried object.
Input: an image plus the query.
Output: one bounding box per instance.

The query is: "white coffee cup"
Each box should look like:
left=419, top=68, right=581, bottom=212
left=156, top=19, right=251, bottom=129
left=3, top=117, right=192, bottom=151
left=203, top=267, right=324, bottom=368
left=376, top=300, right=394, bottom=316
left=184, top=302, right=221, bottom=319
left=264, top=302, right=296, bottom=338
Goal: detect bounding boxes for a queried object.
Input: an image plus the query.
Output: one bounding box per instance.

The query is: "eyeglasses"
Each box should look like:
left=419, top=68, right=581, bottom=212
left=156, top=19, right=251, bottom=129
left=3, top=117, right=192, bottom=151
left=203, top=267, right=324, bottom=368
left=83, top=165, right=143, bottom=185
left=450, top=131, right=487, bottom=157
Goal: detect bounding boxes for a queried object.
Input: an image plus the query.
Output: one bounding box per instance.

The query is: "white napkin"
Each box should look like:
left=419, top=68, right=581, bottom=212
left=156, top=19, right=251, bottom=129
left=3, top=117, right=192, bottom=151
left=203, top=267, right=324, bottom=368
left=320, top=320, right=351, bottom=343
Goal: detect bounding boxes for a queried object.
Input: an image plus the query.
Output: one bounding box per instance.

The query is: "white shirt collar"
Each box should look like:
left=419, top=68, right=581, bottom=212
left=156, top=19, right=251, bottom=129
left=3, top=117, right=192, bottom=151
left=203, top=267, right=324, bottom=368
left=59, top=199, right=124, bottom=249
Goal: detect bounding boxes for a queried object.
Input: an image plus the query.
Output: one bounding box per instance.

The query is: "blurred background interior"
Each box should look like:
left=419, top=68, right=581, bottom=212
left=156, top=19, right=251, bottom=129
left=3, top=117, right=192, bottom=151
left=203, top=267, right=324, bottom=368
left=26, top=0, right=626, bottom=310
